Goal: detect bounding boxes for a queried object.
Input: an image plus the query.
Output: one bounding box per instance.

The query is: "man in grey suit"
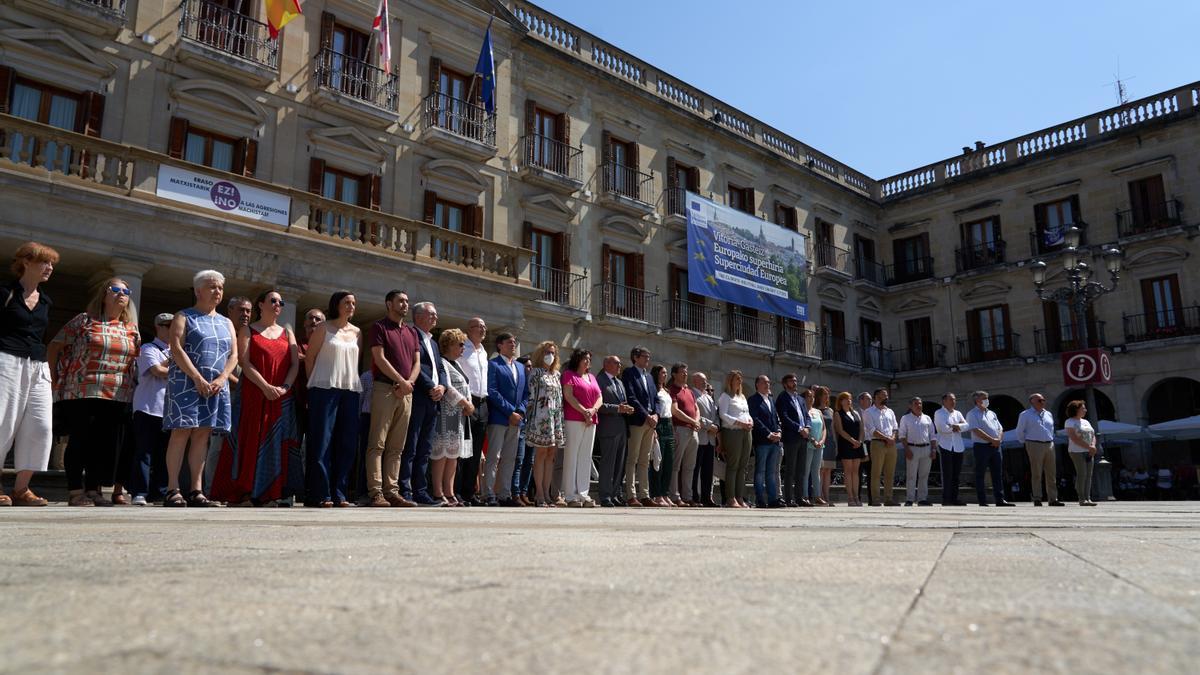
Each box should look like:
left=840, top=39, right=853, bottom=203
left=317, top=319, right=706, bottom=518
left=596, top=355, right=634, bottom=507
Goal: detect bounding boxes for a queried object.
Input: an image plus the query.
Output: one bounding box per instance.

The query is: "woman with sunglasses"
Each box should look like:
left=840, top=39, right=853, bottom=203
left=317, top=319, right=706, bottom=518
left=47, top=278, right=141, bottom=506
left=210, top=290, right=300, bottom=506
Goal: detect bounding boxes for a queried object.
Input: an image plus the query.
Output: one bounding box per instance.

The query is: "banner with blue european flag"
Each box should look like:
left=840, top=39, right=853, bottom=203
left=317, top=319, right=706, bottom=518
left=686, top=192, right=808, bottom=321
left=475, top=19, right=496, bottom=114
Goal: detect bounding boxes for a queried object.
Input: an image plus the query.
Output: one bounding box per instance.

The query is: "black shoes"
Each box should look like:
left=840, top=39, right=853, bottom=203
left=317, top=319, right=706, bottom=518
left=1033, top=500, right=1042, bottom=507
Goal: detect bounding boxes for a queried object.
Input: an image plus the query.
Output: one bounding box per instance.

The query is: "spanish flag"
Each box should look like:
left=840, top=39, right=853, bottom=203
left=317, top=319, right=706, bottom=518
left=265, top=0, right=303, bottom=40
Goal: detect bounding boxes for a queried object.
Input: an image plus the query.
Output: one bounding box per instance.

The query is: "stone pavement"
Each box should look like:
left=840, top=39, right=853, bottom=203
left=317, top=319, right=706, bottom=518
left=1, top=502, right=1198, bottom=674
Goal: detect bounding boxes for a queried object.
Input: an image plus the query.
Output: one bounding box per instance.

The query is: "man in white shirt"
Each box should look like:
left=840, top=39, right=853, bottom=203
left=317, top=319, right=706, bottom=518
left=690, top=372, right=720, bottom=507
left=1015, top=392, right=1063, bottom=506
left=966, top=390, right=1014, bottom=507
left=898, top=397, right=935, bottom=506
left=863, top=388, right=899, bottom=506
left=457, top=317, right=489, bottom=505
left=934, top=393, right=968, bottom=506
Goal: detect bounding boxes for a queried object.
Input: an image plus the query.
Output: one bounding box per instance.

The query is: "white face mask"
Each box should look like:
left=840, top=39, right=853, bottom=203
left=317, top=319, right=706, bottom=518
left=981, top=398, right=990, bottom=409
left=543, top=354, right=555, bottom=367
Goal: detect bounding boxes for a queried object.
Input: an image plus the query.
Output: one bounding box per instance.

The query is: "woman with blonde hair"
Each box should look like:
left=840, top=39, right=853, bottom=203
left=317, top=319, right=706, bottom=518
left=717, top=370, right=754, bottom=508
left=832, top=391, right=866, bottom=506
left=0, top=242, right=60, bottom=506
left=526, top=340, right=565, bottom=506
left=429, top=328, right=475, bottom=506
left=48, top=276, right=141, bottom=506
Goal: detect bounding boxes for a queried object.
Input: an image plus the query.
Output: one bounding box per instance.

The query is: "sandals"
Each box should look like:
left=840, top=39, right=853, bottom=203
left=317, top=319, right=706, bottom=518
left=0, top=493, right=10, bottom=507
left=10, top=489, right=48, bottom=507
left=68, top=491, right=95, bottom=507
left=163, top=489, right=186, bottom=507
left=186, top=490, right=216, bottom=508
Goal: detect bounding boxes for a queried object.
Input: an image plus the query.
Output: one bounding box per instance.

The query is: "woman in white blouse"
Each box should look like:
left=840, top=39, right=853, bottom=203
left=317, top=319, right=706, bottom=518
left=717, top=370, right=754, bottom=508
left=304, top=291, right=363, bottom=508
left=1064, top=399, right=1098, bottom=506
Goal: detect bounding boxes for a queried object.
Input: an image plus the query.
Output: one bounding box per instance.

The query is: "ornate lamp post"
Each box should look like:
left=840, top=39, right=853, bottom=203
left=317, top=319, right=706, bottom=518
left=1030, top=226, right=1124, bottom=486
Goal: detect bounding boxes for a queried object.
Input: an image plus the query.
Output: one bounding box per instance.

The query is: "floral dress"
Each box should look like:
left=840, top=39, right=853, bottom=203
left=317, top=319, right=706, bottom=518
left=525, top=367, right=564, bottom=448
left=430, top=360, right=470, bottom=460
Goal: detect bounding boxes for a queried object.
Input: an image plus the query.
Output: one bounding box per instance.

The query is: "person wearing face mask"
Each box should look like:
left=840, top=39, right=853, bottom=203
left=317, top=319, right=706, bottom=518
left=966, top=390, right=1014, bottom=507
left=526, top=341, right=565, bottom=507
left=1016, top=392, right=1063, bottom=506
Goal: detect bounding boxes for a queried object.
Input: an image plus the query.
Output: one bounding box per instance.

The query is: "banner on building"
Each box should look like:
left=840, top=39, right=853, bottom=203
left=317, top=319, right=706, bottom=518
left=686, top=192, right=808, bottom=321
left=156, top=164, right=290, bottom=227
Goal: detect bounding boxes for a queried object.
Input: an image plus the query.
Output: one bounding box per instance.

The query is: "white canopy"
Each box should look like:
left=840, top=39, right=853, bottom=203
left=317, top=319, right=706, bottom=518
left=1052, top=419, right=1158, bottom=440
left=1147, top=415, right=1200, bottom=440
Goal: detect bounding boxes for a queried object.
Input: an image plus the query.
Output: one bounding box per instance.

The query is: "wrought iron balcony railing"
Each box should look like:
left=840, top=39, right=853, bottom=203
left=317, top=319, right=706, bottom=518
left=726, top=312, right=776, bottom=348
left=1034, top=321, right=1106, bottom=355
left=178, top=0, right=277, bottom=69
left=1116, top=199, right=1182, bottom=238
left=521, top=134, right=581, bottom=180
left=1123, top=306, right=1200, bottom=343
left=596, top=282, right=658, bottom=323
left=821, top=336, right=861, bottom=367
left=424, top=92, right=496, bottom=146
left=813, top=242, right=853, bottom=276
left=956, top=333, right=1021, bottom=364
left=1029, top=221, right=1088, bottom=257
left=665, top=297, right=721, bottom=336
left=854, top=257, right=887, bottom=286
left=894, top=343, right=946, bottom=371
left=600, top=162, right=653, bottom=204
left=314, top=47, right=398, bottom=111
left=955, top=239, right=1007, bottom=272
left=531, top=263, right=588, bottom=310
left=779, top=324, right=821, bottom=359
left=886, top=256, right=935, bottom=284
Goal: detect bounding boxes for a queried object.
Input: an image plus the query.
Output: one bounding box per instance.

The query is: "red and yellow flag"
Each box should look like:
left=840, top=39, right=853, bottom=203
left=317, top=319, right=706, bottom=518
left=265, top=0, right=303, bottom=39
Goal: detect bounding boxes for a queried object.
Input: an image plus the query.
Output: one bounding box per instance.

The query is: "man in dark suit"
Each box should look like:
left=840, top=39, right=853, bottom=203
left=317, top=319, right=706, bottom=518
left=400, top=301, right=447, bottom=505
left=621, top=346, right=658, bottom=507
left=484, top=332, right=527, bottom=506
left=776, top=373, right=811, bottom=506
left=596, top=355, right=634, bottom=507
left=748, top=375, right=785, bottom=508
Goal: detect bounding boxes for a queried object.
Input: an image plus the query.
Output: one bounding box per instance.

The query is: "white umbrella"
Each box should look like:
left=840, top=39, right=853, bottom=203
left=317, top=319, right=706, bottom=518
left=1147, top=415, right=1200, bottom=440
left=1054, top=419, right=1158, bottom=440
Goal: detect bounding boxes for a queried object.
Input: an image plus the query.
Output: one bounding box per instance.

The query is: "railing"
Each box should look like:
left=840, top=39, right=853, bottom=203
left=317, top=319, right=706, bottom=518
left=0, top=113, right=530, bottom=284
left=895, top=343, right=946, bottom=371
left=1123, top=306, right=1200, bottom=344
left=314, top=47, right=398, bottom=111
left=530, top=264, right=588, bottom=309
left=1034, top=322, right=1106, bottom=355
left=178, top=0, right=277, bottom=69
left=821, top=336, right=861, bottom=367
left=596, top=282, right=658, bottom=323
left=424, top=92, right=496, bottom=146
left=1029, top=221, right=1087, bottom=256
left=955, top=239, right=1007, bottom=272
left=860, top=343, right=896, bottom=371
left=779, top=324, right=821, bottom=359
left=665, top=298, right=720, bottom=336
left=1116, top=199, right=1182, bottom=238
left=666, top=186, right=688, bottom=217
left=886, top=256, right=935, bottom=284
left=854, top=257, right=887, bottom=286
left=76, top=0, right=126, bottom=19
left=956, top=333, right=1021, bottom=364
left=813, top=242, right=853, bottom=276
left=600, top=162, right=653, bottom=204
left=521, top=135, right=581, bottom=181
left=726, top=312, right=776, bottom=348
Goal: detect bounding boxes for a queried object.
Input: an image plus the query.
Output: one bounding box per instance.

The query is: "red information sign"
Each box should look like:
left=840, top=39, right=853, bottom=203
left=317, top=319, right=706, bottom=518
left=1061, top=348, right=1112, bottom=386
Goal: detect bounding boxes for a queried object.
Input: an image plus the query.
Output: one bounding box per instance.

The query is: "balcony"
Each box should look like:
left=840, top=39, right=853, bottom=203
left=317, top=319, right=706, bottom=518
left=1029, top=221, right=1088, bottom=258
left=312, top=48, right=398, bottom=126
left=779, top=324, right=821, bottom=360
left=177, top=0, right=278, bottom=84
left=1123, top=306, right=1200, bottom=344
left=598, top=162, right=654, bottom=216
left=956, top=333, right=1021, bottom=365
left=530, top=264, right=588, bottom=311
left=813, top=242, right=853, bottom=278
left=955, top=239, right=1007, bottom=273
left=886, top=256, right=936, bottom=285
left=13, top=0, right=126, bottom=36
left=664, top=186, right=689, bottom=227
left=0, top=113, right=532, bottom=288
left=1116, top=199, right=1183, bottom=238
left=893, top=343, right=947, bottom=371
left=595, top=282, right=659, bottom=325
left=1034, top=322, right=1106, bottom=355
left=821, top=336, right=862, bottom=368
left=854, top=258, right=887, bottom=288
left=861, top=342, right=896, bottom=372
left=421, top=93, right=497, bottom=160
left=725, top=312, right=776, bottom=350
left=664, top=298, right=721, bottom=338
left=517, top=135, right=582, bottom=192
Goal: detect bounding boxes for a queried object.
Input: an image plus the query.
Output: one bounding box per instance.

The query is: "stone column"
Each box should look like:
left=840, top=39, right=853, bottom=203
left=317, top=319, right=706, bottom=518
left=108, top=257, right=155, bottom=316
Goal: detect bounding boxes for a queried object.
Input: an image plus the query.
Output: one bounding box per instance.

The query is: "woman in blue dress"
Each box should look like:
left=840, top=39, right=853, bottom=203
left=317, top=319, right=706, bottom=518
left=163, top=270, right=238, bottom=507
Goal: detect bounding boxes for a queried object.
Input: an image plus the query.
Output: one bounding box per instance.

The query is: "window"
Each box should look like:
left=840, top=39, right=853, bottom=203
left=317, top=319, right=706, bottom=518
left=892, top=234, right=931, bottom=282
left=854, top=235, right=882, bottom=284
left=309, top=158, right=381, bottom=242
left=1034, top=195, right=1080, bottom=253
left=523, top=223, right=571, bottom=302
left=814, top=219, right=836, bottom=267
left=966, top=304, right=1012, bottom=361
left=521, top=103, right=571, bottom=174
left=194, top=0, right=253, bottom=57
left=728, top=184, right=753, bottom=215
left=185, top=127, right=236, bottom=173
left=860, top=318, right=883, bottom=368
left=3, top=73, right=102, bottom=173
left=728, top=305, right=761, bottom=343
left=905, top=317, right=934, bottom=369
left=821, top=308, right=847, bottom=361
left=960, top=216, right=1004, bottom=269
left=318, top=12, right=375, bottom=99
left=1141, top=275, right=1182, bottom=332
left=666, top=158, right=699, bottom=216
left=1042, top=300, right=1098, bottom=352
left=774, top=201, right=798, bottom=232
left=602, top=132, right=640, bottom=200
left=668, top=264, right=708, bottom=332
left=1128, top=175, right=1169, bottom=230
left=168, top=118, right=257, bottom=176
left=600, top=245, right=645, bottom=319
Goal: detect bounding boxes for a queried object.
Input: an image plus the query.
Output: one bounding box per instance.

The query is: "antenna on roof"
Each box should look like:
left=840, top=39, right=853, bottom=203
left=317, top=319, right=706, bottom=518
left=1103, top=58, right=1135, bottom=124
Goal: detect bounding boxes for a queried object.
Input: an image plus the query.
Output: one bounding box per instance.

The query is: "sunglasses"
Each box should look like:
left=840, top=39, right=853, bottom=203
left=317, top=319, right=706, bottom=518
left=109, top=286, right=131, bottom=296
left=268, top=298, right=285, bottom=307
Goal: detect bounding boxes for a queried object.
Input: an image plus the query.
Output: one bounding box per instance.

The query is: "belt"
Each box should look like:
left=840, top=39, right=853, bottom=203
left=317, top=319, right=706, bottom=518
left=905, top=442, right=930, bottom=447
left=471, top=395, right=486, bottom=405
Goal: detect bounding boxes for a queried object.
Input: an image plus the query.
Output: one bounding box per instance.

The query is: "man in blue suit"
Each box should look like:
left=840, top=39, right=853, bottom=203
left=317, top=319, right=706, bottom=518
left=400, top=302, right=447, bottom=505
left=749, top=375, right=785, bottom=508
left=776, top=373, right=811, bottom=506
left=484, top=332, right=527, bottom=506
left=622, top=346, right=658, bottom=507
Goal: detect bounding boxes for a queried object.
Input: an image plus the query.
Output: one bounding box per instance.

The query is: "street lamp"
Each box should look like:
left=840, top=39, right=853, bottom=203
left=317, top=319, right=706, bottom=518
left=1031, top=237, right=1124, bottom=493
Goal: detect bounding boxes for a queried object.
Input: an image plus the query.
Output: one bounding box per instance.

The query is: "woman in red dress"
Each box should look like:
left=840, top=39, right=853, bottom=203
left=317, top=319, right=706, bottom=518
left=211, top=290, right=300, bottom=506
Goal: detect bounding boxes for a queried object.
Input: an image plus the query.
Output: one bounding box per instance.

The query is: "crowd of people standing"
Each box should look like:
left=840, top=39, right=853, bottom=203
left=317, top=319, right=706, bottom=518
left=0, top=242, right=1106, bottom=509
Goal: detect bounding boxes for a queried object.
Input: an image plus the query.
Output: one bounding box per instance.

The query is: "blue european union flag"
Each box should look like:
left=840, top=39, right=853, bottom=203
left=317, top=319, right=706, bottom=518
left=475, top=19, right=496, bottom=114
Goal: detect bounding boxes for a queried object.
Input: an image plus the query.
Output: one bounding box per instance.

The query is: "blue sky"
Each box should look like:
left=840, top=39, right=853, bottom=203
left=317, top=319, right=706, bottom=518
left=530, top=0, right=1200, bottom=179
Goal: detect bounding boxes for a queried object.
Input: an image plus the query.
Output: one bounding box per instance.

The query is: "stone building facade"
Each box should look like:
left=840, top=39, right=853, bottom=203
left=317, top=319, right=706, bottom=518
left=1, top=0, right=1197, bottom=470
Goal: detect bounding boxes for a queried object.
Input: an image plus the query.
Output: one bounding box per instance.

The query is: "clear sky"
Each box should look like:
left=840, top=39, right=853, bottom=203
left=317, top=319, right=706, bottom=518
left=529, top=0, right=1200, bottom=179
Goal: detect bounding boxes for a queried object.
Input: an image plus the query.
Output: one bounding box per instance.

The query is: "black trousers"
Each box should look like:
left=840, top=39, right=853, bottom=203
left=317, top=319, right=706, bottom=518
left=129, top=411, right=168, bottom=500
left=939, top=447, right=963, bottom=505
left=61, top=398, right=127, bottom=491
left=692, top=443, right=715, bottom=504
left=456, top=397, right=488, bottom=499
left=972, top=443, right=1007, bottom=505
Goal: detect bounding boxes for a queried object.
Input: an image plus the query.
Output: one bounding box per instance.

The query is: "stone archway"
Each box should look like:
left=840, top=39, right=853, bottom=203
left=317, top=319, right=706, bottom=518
left=1142, top=378, right=1200, bottom=494
left=1054, top=389, right=1116, bottom=424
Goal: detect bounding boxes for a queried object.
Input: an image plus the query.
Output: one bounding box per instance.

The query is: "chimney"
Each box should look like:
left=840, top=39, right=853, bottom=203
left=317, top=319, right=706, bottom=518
left=975, top=141, right=985, bottom=151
